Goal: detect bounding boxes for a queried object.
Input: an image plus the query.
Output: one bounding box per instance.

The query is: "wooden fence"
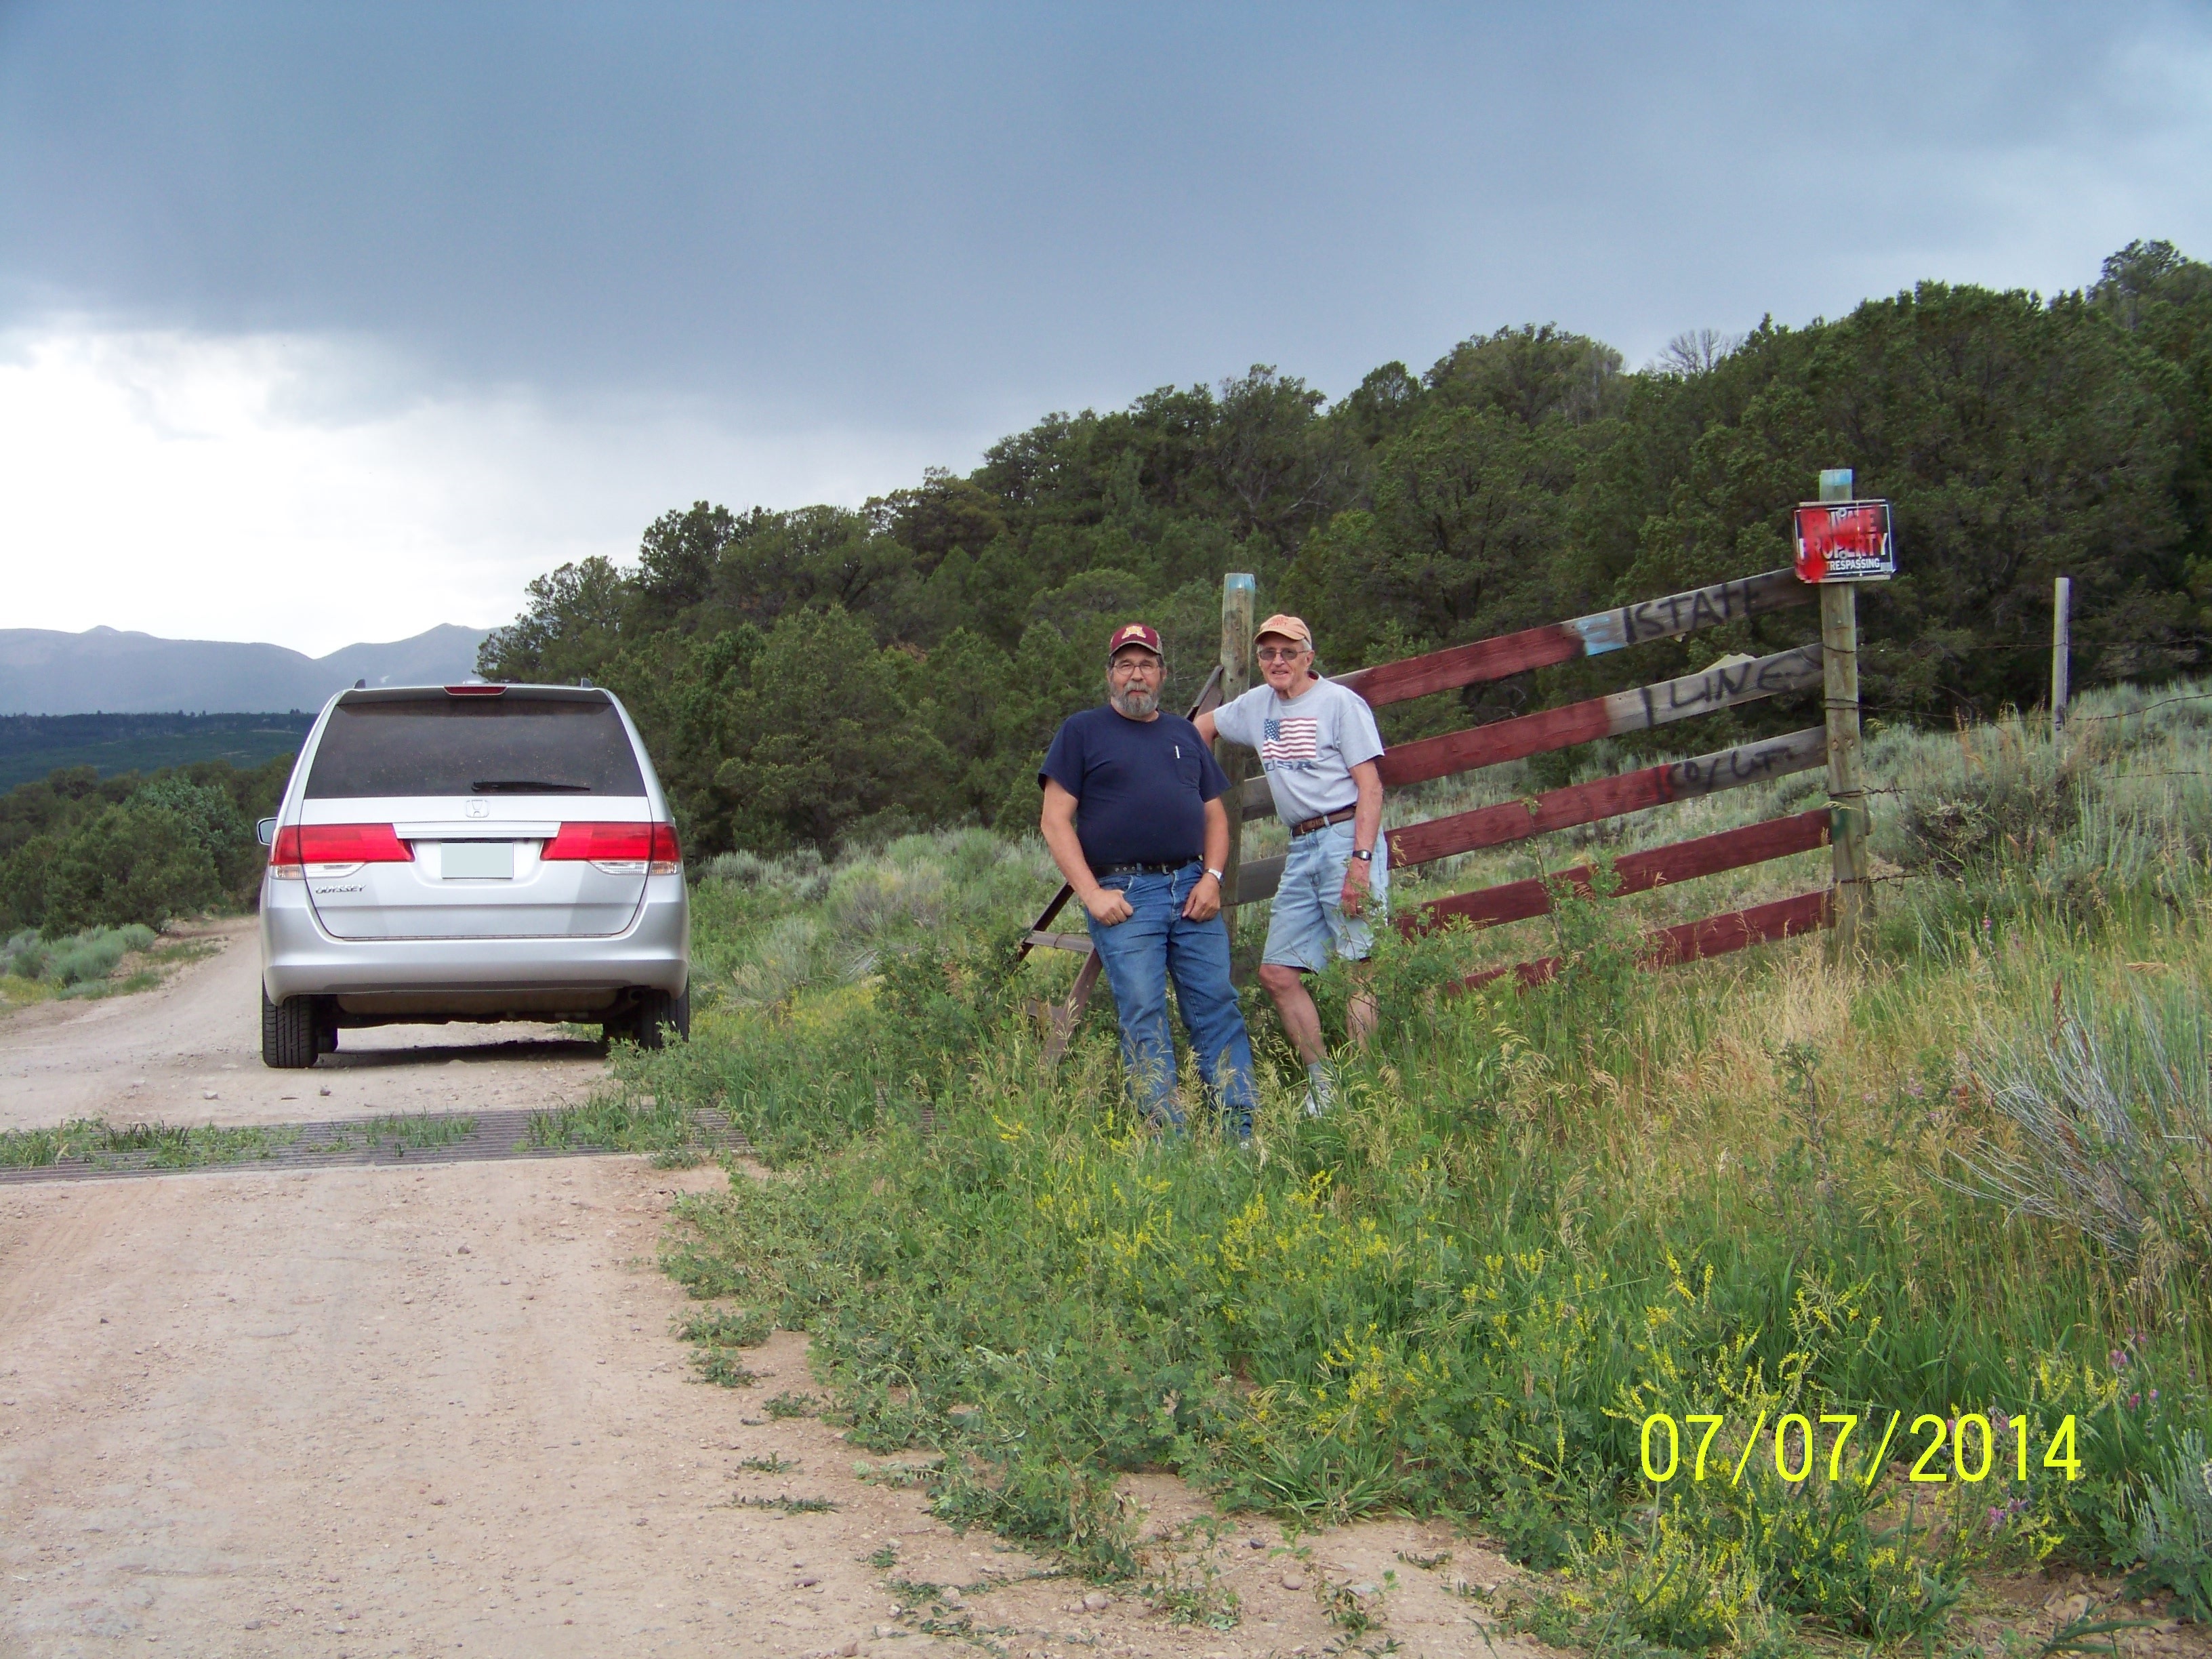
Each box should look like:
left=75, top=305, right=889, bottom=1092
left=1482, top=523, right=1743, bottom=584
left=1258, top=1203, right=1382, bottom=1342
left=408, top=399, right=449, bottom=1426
left=1022, top=557, right=1868, bottom=1060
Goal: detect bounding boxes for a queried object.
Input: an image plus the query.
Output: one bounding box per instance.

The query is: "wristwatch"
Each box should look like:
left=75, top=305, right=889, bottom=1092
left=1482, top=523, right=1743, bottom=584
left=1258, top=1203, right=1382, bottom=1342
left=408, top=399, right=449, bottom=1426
left=1204, top=867, right=1225, bottom=882
left=1350, top=848, right=1374, bottom=863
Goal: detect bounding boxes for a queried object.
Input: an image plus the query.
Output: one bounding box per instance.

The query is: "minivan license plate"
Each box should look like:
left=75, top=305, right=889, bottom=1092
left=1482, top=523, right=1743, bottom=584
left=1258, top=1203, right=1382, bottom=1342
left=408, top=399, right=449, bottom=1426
left=441, top=841, right=514, bottom=880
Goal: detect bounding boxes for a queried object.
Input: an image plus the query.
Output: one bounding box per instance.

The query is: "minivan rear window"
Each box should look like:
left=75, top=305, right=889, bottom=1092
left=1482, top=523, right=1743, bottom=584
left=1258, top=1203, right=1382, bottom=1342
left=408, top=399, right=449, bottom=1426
left=303, top=695, right=647, bottom=798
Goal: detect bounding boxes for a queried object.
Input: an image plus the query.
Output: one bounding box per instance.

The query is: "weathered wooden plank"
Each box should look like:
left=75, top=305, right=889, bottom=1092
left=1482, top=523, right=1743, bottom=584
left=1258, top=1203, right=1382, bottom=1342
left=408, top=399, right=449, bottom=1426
left=1377, top=645, right=1824, bottom=788
left=1459, top=888, right=1832, bottom=991
left=1463, top=954, right=1569, bottom=991
left=1645, top=887, right=1833, bottom=966
left=1239, top=775, right=1275, bottom=821
left=1235, top=854, right=1286, bottom=905
left=1042, top=949, right=1104, bottom=1065
left=1386, top=727, right=1828, bottom=868
left=1027, top=888, right=1074, bottom=937
left=1191, top=663, right=1227, bottom=717
left=1406, top=811, right=1831, bottom=934
left=1335, top=569, right=1813, bottom=708
left=1024, top=930, right=1094, bottom=954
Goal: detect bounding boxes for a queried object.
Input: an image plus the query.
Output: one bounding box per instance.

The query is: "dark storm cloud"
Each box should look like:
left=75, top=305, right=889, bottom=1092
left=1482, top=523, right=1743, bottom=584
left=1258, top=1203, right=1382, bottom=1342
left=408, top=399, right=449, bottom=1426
left=3, top=1, right=2208, bottom=433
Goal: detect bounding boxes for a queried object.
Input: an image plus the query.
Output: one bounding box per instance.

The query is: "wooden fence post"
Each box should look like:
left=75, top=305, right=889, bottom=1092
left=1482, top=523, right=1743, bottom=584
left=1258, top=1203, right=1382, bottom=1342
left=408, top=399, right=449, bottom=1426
left=1818, top=468, right=1870, bottom=955
left=1216, top=574, right=1255, bottom=954
left=2051, top=575, right=2072, bottom=741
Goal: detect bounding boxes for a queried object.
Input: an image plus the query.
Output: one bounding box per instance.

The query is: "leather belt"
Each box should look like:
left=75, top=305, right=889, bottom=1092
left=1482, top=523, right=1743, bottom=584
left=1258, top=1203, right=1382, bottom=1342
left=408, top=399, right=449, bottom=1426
left=1289, top=806, right=1359, bottom=838
left=1092, top=859, right=1195, bottom=876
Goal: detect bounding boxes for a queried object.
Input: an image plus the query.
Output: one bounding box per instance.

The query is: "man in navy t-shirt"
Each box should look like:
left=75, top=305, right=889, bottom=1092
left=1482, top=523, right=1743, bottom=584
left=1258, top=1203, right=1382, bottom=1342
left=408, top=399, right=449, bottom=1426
left=1038, top=624, right=1258, bottom=1137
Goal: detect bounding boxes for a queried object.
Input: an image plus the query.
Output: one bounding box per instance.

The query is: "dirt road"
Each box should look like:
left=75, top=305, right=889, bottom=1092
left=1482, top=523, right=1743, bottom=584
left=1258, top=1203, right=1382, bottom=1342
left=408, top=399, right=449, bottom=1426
left=0, top=935, right=1536, bottom=1658
left=0, top=918, right=608, bottom=1134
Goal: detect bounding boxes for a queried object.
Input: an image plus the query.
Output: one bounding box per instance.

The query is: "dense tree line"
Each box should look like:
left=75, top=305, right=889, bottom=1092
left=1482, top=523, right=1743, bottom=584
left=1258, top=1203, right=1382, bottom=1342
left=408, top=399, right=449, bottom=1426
left=0, top=757, right=290, bottom=935
left=482, top=241, right=2212, bottom=855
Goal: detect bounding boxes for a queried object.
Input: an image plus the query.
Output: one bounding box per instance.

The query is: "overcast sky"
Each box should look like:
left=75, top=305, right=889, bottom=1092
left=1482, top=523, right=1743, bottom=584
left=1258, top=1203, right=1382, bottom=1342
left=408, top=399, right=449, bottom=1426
left=3, top=1, right=2209, bottom=655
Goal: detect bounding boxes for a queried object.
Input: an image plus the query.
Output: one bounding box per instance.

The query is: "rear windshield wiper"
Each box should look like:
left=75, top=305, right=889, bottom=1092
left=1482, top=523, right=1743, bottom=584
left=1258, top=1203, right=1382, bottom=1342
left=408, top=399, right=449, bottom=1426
left=469, top=779, right=594, bottom=794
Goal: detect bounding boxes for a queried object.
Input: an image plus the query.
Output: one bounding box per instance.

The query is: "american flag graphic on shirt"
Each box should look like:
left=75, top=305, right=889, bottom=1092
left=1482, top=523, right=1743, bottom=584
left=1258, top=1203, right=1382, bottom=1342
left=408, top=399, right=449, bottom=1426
left=1261, top=716, right=1321, bottom=764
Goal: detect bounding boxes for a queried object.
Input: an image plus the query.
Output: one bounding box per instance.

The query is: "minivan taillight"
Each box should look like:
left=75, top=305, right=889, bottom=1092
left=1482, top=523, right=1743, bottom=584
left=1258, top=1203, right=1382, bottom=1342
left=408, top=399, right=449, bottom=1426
left=270, top=823, right=413, bottom=879
left=269, top=826, right=304, bottom=880
left=543, top=821, right=680, bottom=876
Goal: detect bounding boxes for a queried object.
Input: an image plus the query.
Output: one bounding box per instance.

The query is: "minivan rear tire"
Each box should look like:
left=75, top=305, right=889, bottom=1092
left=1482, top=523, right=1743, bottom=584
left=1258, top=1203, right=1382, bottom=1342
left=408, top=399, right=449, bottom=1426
left=619, top=985, right=689, bottom=1050
left=262, top=988, right=321, bottom=1069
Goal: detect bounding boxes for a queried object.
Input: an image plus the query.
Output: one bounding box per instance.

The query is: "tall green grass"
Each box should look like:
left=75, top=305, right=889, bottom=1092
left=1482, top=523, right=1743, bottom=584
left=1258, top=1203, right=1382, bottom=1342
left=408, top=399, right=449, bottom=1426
left=635, top=678, right=2212, bottom=1646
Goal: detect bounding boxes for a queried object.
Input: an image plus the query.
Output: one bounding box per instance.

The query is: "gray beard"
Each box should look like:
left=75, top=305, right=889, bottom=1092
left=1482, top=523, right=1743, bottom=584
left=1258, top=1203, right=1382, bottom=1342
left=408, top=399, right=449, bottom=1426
left=1109, top=686, right=1161, bottom=718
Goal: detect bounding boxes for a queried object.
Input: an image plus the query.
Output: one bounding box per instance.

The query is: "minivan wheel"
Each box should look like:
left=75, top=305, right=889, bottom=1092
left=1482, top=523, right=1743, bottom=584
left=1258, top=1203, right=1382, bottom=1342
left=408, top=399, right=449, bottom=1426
left=262, top=988, right=321, bottom=1069
left=626, top=985, right=690, bottom=1050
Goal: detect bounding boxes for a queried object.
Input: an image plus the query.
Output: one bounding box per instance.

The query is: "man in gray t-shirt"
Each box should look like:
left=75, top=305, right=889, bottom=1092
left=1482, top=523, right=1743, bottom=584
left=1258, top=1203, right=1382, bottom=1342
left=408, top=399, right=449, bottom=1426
left=1196, top=614, right=1387, bottom=1115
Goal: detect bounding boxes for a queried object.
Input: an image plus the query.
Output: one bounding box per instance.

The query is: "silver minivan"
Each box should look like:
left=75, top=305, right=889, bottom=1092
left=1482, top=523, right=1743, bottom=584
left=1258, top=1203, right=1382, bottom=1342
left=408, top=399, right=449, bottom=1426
left=258, top=684, right=689, bottom=1069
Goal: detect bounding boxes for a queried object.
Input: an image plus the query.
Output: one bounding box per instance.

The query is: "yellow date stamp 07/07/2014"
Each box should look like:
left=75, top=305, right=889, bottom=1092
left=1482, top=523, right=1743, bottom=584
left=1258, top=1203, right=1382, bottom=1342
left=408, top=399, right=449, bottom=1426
left=1637, top=1409, right=2083, bottom=1488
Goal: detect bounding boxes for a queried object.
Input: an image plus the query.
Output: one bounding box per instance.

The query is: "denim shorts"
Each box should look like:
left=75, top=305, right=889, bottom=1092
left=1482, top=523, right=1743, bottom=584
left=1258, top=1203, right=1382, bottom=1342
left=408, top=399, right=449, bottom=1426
left=1263, top=820, right=1389, bottom=972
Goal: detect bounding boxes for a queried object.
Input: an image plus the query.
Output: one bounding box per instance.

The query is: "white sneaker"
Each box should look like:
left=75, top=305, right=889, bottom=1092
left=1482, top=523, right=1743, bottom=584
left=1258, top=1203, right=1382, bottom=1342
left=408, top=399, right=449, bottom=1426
left=1303, top=1065, right=1336, bottom=1118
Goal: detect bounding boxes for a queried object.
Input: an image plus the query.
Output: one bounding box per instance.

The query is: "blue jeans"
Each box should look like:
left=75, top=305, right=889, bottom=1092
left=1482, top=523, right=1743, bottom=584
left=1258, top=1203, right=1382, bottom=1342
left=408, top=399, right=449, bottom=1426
left=1085, top=861, right=1257, bottom=1135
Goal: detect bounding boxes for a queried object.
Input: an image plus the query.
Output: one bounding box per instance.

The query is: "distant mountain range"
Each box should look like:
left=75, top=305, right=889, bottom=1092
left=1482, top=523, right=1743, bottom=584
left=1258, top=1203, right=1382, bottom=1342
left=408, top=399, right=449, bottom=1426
left=0, top=625, right=493, bottom=714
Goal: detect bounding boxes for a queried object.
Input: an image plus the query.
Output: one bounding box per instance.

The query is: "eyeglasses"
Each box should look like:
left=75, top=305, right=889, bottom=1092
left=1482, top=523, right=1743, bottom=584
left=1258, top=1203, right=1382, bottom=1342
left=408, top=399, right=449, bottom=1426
left=1109, top=656, right=1160, bottom=674
left=1256, top=647, right=1309, bottom=663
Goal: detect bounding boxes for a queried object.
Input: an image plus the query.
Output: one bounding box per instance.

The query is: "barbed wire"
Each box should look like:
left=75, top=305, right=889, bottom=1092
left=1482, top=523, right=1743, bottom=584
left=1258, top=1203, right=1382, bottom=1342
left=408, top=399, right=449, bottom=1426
left=1830, top=689, right=2212, bottom=726
left=2065, top=691, right=2212, bottom=724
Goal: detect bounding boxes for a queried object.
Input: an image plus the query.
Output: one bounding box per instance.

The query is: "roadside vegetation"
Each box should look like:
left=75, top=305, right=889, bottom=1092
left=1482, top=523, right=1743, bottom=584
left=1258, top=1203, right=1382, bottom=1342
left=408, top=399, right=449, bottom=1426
left=0, top=755, right=290, bottom=938
left=0, top=1111, right=485, bottom=1170
left=602, top=674, right=2212, bottom=1651
left=0, top=752, right=289, bottom=1010
left=0, top=1117, right=300, bottom=1170
left=5, top=922, right=158, bottom=988
left=0, top=922, right=219, bottom=1011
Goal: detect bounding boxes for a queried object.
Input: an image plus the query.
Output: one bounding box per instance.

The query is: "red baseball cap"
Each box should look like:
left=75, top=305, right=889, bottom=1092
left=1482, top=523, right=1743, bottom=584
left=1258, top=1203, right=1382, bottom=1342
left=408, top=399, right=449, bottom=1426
left=1107, top=622, right=1163, bottom=659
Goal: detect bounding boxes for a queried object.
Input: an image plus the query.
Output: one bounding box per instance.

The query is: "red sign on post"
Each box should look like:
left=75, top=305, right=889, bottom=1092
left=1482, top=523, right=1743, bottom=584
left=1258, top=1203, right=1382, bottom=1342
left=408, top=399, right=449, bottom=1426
left=1794, top=500, right=1895, bottom=582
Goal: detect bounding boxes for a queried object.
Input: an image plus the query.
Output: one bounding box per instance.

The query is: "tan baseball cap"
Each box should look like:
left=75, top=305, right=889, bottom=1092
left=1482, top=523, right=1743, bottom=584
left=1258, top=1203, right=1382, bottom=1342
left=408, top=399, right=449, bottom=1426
left=1254, top=613, right=1312, bottom=651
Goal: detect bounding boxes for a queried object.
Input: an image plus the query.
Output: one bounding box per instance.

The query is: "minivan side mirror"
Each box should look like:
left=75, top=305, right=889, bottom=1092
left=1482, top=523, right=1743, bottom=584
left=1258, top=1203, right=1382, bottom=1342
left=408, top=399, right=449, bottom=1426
left=256, top=817, right=276, bottom=848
